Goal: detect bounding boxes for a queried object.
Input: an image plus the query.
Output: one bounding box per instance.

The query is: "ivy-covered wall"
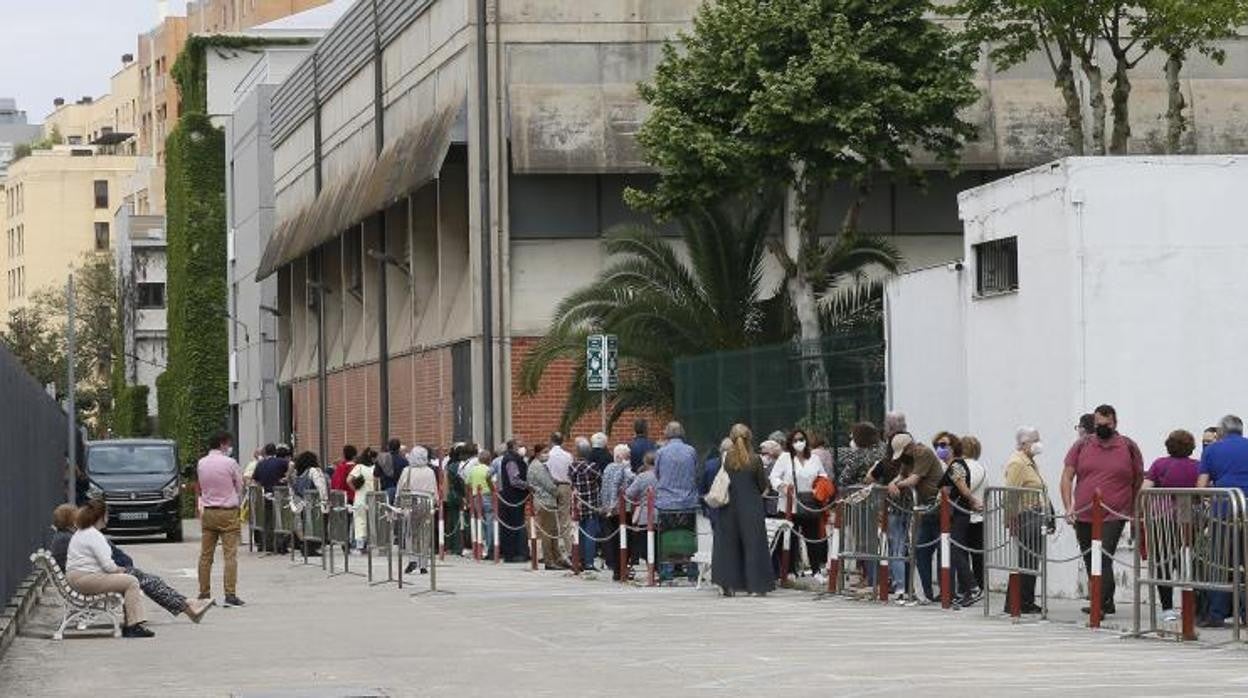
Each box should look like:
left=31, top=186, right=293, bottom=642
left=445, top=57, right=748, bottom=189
left=163, top=112, right=228, bottom=462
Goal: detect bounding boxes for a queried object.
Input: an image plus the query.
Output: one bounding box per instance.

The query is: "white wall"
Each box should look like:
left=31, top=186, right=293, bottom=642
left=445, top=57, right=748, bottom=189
left=890, top=156, right=1248, bottom=599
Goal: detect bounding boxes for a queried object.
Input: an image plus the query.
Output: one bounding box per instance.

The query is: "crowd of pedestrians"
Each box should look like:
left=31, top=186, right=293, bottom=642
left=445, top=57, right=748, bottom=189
left=44, top=406, right=1248, bottom=640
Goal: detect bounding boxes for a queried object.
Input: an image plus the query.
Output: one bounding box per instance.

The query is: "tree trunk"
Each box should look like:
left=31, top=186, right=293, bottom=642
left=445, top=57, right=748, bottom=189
left=1080, top=55, right=1107, bottom=155
left=1109, top=55, right=1132, bottom=154
left=1056, top=54, right=1086, bottom=155
left=784, top=167, right=829, bottom=417
left=1165, top=51, right=1186, bottom=154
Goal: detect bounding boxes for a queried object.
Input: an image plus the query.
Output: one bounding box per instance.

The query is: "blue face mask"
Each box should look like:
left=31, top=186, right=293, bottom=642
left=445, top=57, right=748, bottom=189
left=935, top=446, right=951, bottom=461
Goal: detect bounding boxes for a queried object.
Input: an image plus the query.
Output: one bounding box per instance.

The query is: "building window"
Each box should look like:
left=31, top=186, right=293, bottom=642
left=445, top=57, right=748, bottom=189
left=94, top=222, right=110, bottom=250
left=93, top=180, right=109, bottom=209
left=973, top=236, right=1019, bottom=297
left=137, top=282, right=166, bottom=309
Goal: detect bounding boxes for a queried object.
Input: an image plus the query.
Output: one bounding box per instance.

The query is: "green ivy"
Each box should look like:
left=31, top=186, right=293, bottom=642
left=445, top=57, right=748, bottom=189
left=172, top=35, right=311, bottom=115
left=165, top=112, right=228, bottom=465
left=156, top=370, right=176, bottom=440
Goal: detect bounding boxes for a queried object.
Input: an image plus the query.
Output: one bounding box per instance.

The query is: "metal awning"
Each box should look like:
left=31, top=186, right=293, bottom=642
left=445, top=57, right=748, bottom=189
left=255, top=101, right=463, bottom=281
left=91, top=130, right=135, bottom=146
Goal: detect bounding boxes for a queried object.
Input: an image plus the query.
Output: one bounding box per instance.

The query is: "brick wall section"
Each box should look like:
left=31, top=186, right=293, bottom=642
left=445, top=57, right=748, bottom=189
left=509, top=337, right=668, bottom=447
left=287, top=347, right=456, bottom=460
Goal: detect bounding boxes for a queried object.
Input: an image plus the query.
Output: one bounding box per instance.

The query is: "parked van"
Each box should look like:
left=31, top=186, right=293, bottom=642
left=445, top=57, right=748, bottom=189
left=84, top=439, right=183, bottom=541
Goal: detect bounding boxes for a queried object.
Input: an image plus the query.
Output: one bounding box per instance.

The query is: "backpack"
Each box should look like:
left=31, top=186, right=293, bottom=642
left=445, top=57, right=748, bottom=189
left=293, top=471, right=314, bottom=497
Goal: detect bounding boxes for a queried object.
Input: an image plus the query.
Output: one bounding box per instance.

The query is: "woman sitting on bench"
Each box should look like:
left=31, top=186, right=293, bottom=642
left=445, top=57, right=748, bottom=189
left=59, top=501, right=211, bottom=637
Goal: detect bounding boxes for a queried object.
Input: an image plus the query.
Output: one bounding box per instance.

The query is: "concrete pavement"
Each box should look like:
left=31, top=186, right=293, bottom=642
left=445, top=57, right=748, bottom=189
left=4, top=521, right=1248, bottom=697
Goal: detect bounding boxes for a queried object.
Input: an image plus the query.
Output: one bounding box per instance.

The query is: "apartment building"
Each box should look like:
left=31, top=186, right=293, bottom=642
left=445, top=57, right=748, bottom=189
left=187, top=0, right=335, bottom=33
left=1, top=147, right=138, bottom=318
left=44, top=57, right=142, bottom=156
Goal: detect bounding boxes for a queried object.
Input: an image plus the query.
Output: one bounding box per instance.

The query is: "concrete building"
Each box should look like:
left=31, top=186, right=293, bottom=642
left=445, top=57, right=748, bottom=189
left=253, top=1, right=1248, bottom=463
left=210, top=4, right=348, bottom=460
left=0, top=99, right=43, bottom=178
left=44, top=57, right=142, bottom=156
left=1, top=147, right=138, bottom=318
left=114, top=205, right=167, bottom=418
left=885, top=156, right=1248, bottom=598
left=187, top=0, right=336, bottom=33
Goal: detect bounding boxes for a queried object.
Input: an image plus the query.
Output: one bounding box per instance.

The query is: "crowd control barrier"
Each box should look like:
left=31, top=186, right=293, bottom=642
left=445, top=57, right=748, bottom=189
left=395, top=492, right=439, bottom=591
left=326, top=490, right=358, bottom=577
left=272, top=486, right=295, bottom=559
left=365, top=491, right=396, bottom=586
left=296, top=490, right=326, bottom=569
left=1133, top=487, right=1247, bottom=643
left=245, top=484, right=267, bottom=553
left=981, top=486, right=1049, bottom=620
left=833, top=485, right=916, bottom=601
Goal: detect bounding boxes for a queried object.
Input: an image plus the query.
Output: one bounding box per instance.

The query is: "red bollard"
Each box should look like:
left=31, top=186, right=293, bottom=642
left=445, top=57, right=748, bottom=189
left=1089, top=490, right=1104, bottom=629
left=1180, top=521, right=1196, bottom=641
left=878, top=498, right=890, bottom=602
left=940, top=491, right=952, bottom=609
left=493, top=490, right=501, bottom=564
left=646, top=489, right=656, bottom=587
left=779, top=489, right=794, bottom=582
left=526, top=498, right=538, bottom=572
left=618, top=490, right=629, bottom=583
left=827, top=502, right=842, bottom=594
left=475, top=493, right=485, bottom=561
left=437, top=496, right=447, bottom=561
left=571, top=497, right=582, bottom=574
left=1008, top=571, right=1022, bottom=619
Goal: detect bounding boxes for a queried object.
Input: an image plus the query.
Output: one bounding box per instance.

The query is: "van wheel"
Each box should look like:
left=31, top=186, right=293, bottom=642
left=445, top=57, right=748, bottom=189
left=167, top=523, right=184, bottom=543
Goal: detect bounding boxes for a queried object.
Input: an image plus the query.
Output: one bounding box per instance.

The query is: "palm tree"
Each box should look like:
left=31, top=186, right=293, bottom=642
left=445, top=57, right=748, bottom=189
left=519, top=199, right=782, bottom=431
left=520, top=199, right=906, bottom=433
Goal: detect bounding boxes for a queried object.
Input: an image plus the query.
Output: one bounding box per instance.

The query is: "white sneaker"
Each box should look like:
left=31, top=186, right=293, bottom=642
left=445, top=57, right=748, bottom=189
left=1162, top=609, right=1179, bottom=622
left=892, top=591, right=907, bottom=604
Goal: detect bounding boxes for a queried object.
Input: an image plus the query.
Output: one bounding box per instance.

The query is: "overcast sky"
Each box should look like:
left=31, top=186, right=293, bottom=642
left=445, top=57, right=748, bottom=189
left=0, top=1, right=189, bottom=122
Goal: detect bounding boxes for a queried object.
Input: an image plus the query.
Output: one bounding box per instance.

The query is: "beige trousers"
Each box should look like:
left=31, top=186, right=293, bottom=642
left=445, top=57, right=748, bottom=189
left=555, top=484, right=574, bottom=559
left=67, top=571, right=147, bottom=626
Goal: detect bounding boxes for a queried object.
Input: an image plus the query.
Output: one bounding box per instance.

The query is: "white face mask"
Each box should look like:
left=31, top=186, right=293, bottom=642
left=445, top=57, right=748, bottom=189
left=793, top=441, right=807, bottom=454
left=517, top=447, right=528, bottom=458
left=223, top=446, right=233, bottom=458
left=1029, top=442, right=1044, bottom=457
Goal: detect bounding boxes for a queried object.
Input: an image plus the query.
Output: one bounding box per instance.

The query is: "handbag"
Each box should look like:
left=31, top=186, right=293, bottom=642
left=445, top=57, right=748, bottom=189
left=813, top=476, right=835, bottom=505
left=705, top=467, right=731, bottom=509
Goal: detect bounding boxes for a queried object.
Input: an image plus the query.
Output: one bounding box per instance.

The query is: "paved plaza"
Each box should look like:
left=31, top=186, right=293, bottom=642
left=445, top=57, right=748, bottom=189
left=4, top=523, right=1248, bottom=697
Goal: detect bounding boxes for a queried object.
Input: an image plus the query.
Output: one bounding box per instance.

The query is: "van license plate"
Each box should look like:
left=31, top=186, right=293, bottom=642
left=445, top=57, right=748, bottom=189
left=118, top=512, right=149, bottom=521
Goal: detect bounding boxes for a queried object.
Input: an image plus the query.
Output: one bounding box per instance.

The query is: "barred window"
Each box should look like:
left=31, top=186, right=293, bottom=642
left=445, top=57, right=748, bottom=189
left=973, top=237, right=1018, bottom=297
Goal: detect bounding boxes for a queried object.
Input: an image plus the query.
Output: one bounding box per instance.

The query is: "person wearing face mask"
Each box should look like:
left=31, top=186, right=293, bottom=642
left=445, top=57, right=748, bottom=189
left=1003, top=427, right=1050, bottom=614
left=758, top=439, right=784, bottom=517
left=936, top=433, right=982, bottom=607
left=1061, top=404, right=1143, bottom=617
left=498, top=439, right=531, bottom=564
left=196, top=431, right=245, bottom=607
left=770, top=430, right=831, bottom=578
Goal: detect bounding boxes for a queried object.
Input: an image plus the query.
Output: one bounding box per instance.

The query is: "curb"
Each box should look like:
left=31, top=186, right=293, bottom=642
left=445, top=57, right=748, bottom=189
left=0, top=569, right=48, bottom=661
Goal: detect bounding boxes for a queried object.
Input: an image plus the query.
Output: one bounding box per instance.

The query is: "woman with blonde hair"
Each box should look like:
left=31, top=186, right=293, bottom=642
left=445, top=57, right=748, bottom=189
left=711, top=424, right=774, bottom=597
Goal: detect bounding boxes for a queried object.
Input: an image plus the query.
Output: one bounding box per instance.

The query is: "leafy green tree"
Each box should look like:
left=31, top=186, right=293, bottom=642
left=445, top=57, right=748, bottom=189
left=630, top=0, right=977, bottom=359
left=948, top=0, right=1103, bottom=154
left=30, top=252, right=118, bottom=432
left=1137, top=0, right=1248, bottom=153
left=0, top=307, right=65, bottom=391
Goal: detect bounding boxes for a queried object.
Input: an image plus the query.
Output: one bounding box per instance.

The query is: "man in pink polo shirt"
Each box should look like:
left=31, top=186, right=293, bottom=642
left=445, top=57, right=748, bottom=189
left=197, top=431, right=245, bottom=606
left=1060, top=404, right=1143, bottom=616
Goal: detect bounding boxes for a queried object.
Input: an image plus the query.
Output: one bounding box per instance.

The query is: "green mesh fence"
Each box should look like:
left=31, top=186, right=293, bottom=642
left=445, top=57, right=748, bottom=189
left=674, top=329, right=885, bottom=456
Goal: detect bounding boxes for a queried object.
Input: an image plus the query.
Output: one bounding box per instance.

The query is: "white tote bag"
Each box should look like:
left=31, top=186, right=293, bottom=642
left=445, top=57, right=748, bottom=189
left=705, top=467, right=731, bottom=509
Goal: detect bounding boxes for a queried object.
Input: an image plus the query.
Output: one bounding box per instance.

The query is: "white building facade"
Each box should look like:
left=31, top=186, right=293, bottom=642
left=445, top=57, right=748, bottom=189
left=886, top=155, right=1248, bottom=598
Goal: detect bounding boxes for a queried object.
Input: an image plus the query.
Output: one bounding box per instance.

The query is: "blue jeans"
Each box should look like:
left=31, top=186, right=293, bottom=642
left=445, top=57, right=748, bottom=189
left=482, top=506, right=495, bottom=557
left=914, top=510, right=940, bottom=601
left=886, top=511, right=910, bottom=593
left=579, top=515, right=601, bottom=569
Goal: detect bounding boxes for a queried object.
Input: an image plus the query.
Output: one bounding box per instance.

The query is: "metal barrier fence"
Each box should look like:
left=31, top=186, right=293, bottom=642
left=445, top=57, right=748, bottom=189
left=272, top=486, right=295, bottom=559
left=1133, top=487, right=1247, bottom=642
left=982, top=486, right=1050, bottom=619
left=365, top=491, right=394, bottom=586
left=296, top=490, right=326, bottom=568
left=0, top=344, right=69, bottom=606
left=395, top=492, right=439, bottom=592
left=326, top=490, right=356, bottom=577
left=832, top=485, right=917, bottom=600
left=245, top=484, right=266, bottom=552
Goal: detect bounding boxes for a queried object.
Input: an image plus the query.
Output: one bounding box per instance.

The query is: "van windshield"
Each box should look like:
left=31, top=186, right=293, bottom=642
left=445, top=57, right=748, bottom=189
left=87, top=445, right=176, bottom=476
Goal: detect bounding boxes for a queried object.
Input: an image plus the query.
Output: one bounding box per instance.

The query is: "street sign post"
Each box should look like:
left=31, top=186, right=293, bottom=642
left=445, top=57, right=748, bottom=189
left=586, top=334, right=618, bottom=433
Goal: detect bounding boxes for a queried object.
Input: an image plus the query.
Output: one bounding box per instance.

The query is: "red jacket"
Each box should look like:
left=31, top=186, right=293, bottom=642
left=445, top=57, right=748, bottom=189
left=330, top=459, right=355, bottom=503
